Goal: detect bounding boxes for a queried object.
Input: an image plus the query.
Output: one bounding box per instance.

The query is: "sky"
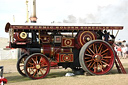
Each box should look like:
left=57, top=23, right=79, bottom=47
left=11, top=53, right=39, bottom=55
left=0, top=0, right=128, bottom=42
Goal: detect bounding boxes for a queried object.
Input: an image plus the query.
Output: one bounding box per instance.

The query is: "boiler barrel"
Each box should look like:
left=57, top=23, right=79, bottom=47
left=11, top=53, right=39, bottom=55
left=28, top=46, right=72, bottom=57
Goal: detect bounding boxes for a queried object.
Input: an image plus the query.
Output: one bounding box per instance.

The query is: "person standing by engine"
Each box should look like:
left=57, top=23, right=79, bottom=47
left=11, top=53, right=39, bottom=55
left=122, top=45, right=128, bottom=59
left=117, top=45, right=122, bottom=58
left=103, top=30, right=109, bottom=42
left=126, top=44, right=128, bottom=58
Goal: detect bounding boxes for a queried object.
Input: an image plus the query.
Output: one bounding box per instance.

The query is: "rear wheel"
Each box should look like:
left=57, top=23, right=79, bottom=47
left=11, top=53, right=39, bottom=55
left=17, top=53, right=28, bottom=77
left=24, top=53, right=50, bottom=79
left=79, top=40, right=115, bottom=75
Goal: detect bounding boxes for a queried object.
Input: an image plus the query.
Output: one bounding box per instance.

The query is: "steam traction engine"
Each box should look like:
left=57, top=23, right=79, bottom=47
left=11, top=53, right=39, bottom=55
left=5, top=23, right=123, bottom=79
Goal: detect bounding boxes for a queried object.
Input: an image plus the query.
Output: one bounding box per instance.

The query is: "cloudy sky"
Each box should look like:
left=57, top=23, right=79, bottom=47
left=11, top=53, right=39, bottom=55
left=0, top=0, right=128, bottom=42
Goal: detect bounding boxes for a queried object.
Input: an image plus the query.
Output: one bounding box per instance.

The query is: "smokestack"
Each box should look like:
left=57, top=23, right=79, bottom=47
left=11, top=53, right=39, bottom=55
left=30, top=0, right=37, bottom=43
left=30, top=0, right=37, bottom=23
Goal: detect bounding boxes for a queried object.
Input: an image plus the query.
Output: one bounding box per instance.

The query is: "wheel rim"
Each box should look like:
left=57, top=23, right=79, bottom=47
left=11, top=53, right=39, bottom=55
left=17, top=53, right=27, bottom=77
left=24, top=53, right=50, bottom=79
left=80, top=40, right=115, bottom=75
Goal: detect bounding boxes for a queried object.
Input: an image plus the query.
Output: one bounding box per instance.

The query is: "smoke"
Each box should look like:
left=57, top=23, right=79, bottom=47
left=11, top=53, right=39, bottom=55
left=62, top=0, right=128, bottom=41
left=96, top=0, right=128, bottom=41
left=97, top=1, right=128, bottom=25
left=63, top=15, right=77, bottom=23
left=63, top=14, right=98, bottom=23
left=63, top=0, right=128, bottom=24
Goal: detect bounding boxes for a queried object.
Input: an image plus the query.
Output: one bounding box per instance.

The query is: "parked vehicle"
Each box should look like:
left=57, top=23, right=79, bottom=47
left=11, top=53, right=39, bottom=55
left=5, top=22, right=123, bottom=79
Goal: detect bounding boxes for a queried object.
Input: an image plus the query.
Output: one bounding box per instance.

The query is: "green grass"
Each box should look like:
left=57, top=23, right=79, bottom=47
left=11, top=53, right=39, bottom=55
left=1, top=59, right=128, bottom=84
left=3, top=69, right=72, bottom=83
left=4, top=72, right=30, bottom=83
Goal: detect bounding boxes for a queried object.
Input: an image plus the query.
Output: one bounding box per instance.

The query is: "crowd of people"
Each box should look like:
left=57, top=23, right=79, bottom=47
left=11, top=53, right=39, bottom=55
left=97, top=30, right=128, bottom=59
left=94, top=30, right=128, bottom=59
left=115, top=44, right=128, bottom=59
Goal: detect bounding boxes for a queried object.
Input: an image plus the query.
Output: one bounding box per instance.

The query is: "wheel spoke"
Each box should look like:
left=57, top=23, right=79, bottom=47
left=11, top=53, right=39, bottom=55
left=103, top=56, right=111, bottom=58
left=21, top=58, right=25, bottom=63
left=20, top=65, right=24, bottom=67
left=37, top=70, right=39, bottom=77
left=85, top=53, right=93, bottom=57
left=93, top=44, right=95, bottom=53
left=21, top=69, right=24, bottom=72
left=102, top=59, right=109, bottom=63
left=27, top=66, right=35, bottom=69
left=97, top=44, right=102, bottom=53
left=101, top=49, right=109, bottom=54
left=99, top=61, right=104, bottom=68
left=94, top=64, right=97, bottom=72
left=29, top=68, right=30, bottom=73
left=28, top=62, right=34, bottom=65
left=101, top=61, right=109, bottom=66
left=39, top=57, right=44, bottom=64
left=89, top=62, right=95, bottom=69
left=89, top=48, right=95, bottom=55
left=39, top=69, right=44, bottom=75
left=29, top=68, right=34, bottom=73
left=99, top=48, right=102, bottom=54
left=40, top=68, right=47, bottom=71
left=87, top=49, right=92, bottom=55
left=21, top=60, right=25, bottom=63
left=99, top=46, right=104, bottom=54
left=31, top=58, right=36, bottom=64
left=97, top=62, right=98, bottom=71
left=33, top=69, right=37, bottom=77
left=88, top=61, right=92, bottom=67
left=95, top=45, right=98, bottom=54
left=85, top=57, right=91, bottom=59
left=86, top=59, right=93, bottom=62
left=41, top=65, right=48, bottom=68
left=99, top=64, right=103, bottom=72
left=102, top=53, right=108, bottom=56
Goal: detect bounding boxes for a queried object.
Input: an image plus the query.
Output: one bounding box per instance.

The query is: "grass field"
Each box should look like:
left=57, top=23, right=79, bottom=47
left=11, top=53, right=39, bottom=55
left=1, top=59, right=128, bottom=85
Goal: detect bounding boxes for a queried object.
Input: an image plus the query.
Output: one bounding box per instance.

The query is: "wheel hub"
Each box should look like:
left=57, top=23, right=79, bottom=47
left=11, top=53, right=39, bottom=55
left=94, top=55, right=101, bottom=62
left=36, top=64, right=41, bottom=69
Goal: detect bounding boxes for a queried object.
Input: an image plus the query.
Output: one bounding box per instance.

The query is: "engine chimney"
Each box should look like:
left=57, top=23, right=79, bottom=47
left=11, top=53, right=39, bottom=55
left=30, top=0, right=37, bottom=43
left=30, top=0, right=37, bottom=23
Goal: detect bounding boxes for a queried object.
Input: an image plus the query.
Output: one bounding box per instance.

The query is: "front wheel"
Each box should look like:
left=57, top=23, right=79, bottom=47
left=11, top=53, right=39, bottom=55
left=79, top=40, right=115, bottom=75
left=24, top=53, right=50, bottom=79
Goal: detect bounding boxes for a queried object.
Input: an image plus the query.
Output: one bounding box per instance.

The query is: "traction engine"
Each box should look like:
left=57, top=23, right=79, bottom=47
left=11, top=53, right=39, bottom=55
left=5, top=22, right=123, bottom=79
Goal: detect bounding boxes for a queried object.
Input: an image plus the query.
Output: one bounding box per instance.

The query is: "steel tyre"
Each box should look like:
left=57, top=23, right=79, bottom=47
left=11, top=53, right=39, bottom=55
left=79, top=40, right=115, bottom=75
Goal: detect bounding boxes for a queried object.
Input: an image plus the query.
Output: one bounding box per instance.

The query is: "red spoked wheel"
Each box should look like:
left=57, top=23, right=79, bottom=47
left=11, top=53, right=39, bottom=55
left=24, top=53, right=50, bottom=79
left=17, top=53, right=28, bottom=77
left=79, top=40, right=115, bottom=75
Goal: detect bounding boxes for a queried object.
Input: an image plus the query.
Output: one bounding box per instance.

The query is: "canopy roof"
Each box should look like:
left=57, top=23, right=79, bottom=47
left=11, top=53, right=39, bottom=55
left=5, top=22, right=123, bottom=32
